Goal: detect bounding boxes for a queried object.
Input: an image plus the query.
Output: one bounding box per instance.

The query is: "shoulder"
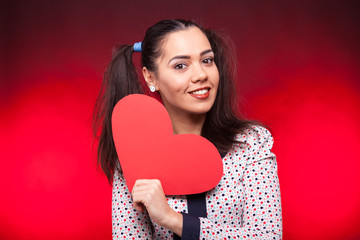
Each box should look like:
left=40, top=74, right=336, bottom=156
left=236, top=125, right=274, bottom=147
left=231, top=125, right=275, bottom=164
left=236, top=125, right=274, bottom=145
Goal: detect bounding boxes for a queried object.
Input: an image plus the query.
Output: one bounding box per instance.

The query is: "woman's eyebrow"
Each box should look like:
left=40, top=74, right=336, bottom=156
left=168, top=55, right=190, bottom=64
left=200, top=49, right=213, bottom=56
left=168, top=49, right=213, bottom=64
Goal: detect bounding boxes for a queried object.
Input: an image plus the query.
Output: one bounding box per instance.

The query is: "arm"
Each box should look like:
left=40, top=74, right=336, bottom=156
left=185, top=126, right=283, bottom=239
left=199, top=157, right=282, bottom=239
left=112, top=169, right=153, bottom=239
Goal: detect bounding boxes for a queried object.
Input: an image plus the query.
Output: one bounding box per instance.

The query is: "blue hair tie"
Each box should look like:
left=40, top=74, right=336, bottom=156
left=133, top=42, right=142, bottom=52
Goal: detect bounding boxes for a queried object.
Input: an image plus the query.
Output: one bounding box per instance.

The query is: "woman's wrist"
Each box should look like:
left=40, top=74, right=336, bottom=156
left=162, top=210, right=183, bottom=237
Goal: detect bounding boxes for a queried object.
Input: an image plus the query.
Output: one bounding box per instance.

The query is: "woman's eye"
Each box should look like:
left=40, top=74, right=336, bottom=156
left=203, top=58, right=214, bottom=64
left=174, top=63, right=186, bottom=70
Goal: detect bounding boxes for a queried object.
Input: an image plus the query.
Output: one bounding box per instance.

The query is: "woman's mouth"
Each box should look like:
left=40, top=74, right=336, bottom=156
left=189, top=88, right=210, bottom=99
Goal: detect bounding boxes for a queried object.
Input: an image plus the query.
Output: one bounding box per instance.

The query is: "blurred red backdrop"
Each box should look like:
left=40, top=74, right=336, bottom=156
left=1, top=0, right=359, bottom=239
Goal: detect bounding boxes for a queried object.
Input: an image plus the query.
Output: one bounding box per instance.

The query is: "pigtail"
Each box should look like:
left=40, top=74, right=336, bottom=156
left=93, top=44, right=143, bottom=184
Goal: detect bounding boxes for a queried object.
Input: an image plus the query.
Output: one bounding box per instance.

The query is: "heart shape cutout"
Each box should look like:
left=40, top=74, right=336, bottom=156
left=111, top=94, right=223, bottom=195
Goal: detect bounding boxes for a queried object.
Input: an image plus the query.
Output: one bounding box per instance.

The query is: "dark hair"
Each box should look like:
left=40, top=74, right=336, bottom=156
left=93, top=19, right=256, bottom=184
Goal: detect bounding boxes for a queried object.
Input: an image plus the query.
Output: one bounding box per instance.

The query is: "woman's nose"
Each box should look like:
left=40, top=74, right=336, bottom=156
left=191, top=64, right=207, bottom=83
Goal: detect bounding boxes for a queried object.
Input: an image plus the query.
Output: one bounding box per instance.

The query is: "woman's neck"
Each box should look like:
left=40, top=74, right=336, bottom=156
left=168, top=111, right=206, bottom=136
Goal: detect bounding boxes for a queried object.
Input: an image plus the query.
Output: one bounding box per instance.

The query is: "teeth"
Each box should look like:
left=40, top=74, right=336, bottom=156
left=191, top=89, right=209, bottom=95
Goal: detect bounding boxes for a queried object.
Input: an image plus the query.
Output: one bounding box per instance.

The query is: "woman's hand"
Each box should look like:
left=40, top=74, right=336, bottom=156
left=131, top=179, right=183, bottom=236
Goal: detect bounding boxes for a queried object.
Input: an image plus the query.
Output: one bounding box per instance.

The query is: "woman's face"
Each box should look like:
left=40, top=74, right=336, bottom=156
left=147, top=27, right=219, bottom=118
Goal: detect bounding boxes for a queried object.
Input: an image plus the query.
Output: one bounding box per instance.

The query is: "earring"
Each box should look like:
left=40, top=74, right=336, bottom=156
left=149, top=85, right=156, bottom=92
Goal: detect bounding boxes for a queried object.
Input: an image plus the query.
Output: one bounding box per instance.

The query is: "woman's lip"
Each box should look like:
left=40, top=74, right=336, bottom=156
left=188, top=87, right=210, bottom=93
left=189, top=88, right=210, bottom=100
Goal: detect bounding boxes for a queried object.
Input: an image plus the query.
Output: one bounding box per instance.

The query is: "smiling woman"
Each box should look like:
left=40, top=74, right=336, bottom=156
left=142, top=27, right=219, bottom=135
left=93, top=19, right=282, bottom=239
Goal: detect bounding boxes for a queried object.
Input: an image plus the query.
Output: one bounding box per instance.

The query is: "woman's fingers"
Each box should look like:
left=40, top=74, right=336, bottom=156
left=132, top=201, right=145, bottom=212
left=131, top=179, right=165, bottom=207
left=132, top=181, right=163, bottom=210
left=132, top=179, right=162, bottom=190
left=132, top=184, right=162, bottom=197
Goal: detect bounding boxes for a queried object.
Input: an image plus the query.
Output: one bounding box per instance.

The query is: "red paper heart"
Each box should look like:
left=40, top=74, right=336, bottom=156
left=111, top=94, right=223, bottom=195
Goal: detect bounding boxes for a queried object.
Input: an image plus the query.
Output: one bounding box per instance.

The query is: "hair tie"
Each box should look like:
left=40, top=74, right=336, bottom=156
left=133, top=42, right=142, bottom=52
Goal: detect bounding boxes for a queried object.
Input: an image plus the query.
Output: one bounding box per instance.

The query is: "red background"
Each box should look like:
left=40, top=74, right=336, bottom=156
left=1, top=1, right=359, bottom=239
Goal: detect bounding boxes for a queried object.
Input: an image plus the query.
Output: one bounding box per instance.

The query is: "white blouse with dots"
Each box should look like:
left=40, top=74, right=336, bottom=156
left=112, top=126, right=283, bottom=239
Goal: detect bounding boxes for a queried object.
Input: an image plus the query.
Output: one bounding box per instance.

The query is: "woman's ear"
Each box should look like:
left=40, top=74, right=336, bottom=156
left=142, top=67, right=158, bottom=90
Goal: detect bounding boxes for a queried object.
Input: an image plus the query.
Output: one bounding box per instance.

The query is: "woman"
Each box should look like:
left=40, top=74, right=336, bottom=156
left=93, top=19, right=282, bottom=239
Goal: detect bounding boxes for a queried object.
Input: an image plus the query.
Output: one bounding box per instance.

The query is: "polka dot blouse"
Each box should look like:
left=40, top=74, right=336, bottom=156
left=112, top=126, right=282, bottom=239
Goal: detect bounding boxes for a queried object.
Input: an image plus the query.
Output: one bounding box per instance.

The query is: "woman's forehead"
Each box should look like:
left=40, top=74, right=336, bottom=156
left=159, top=27, right=212, bottom=60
